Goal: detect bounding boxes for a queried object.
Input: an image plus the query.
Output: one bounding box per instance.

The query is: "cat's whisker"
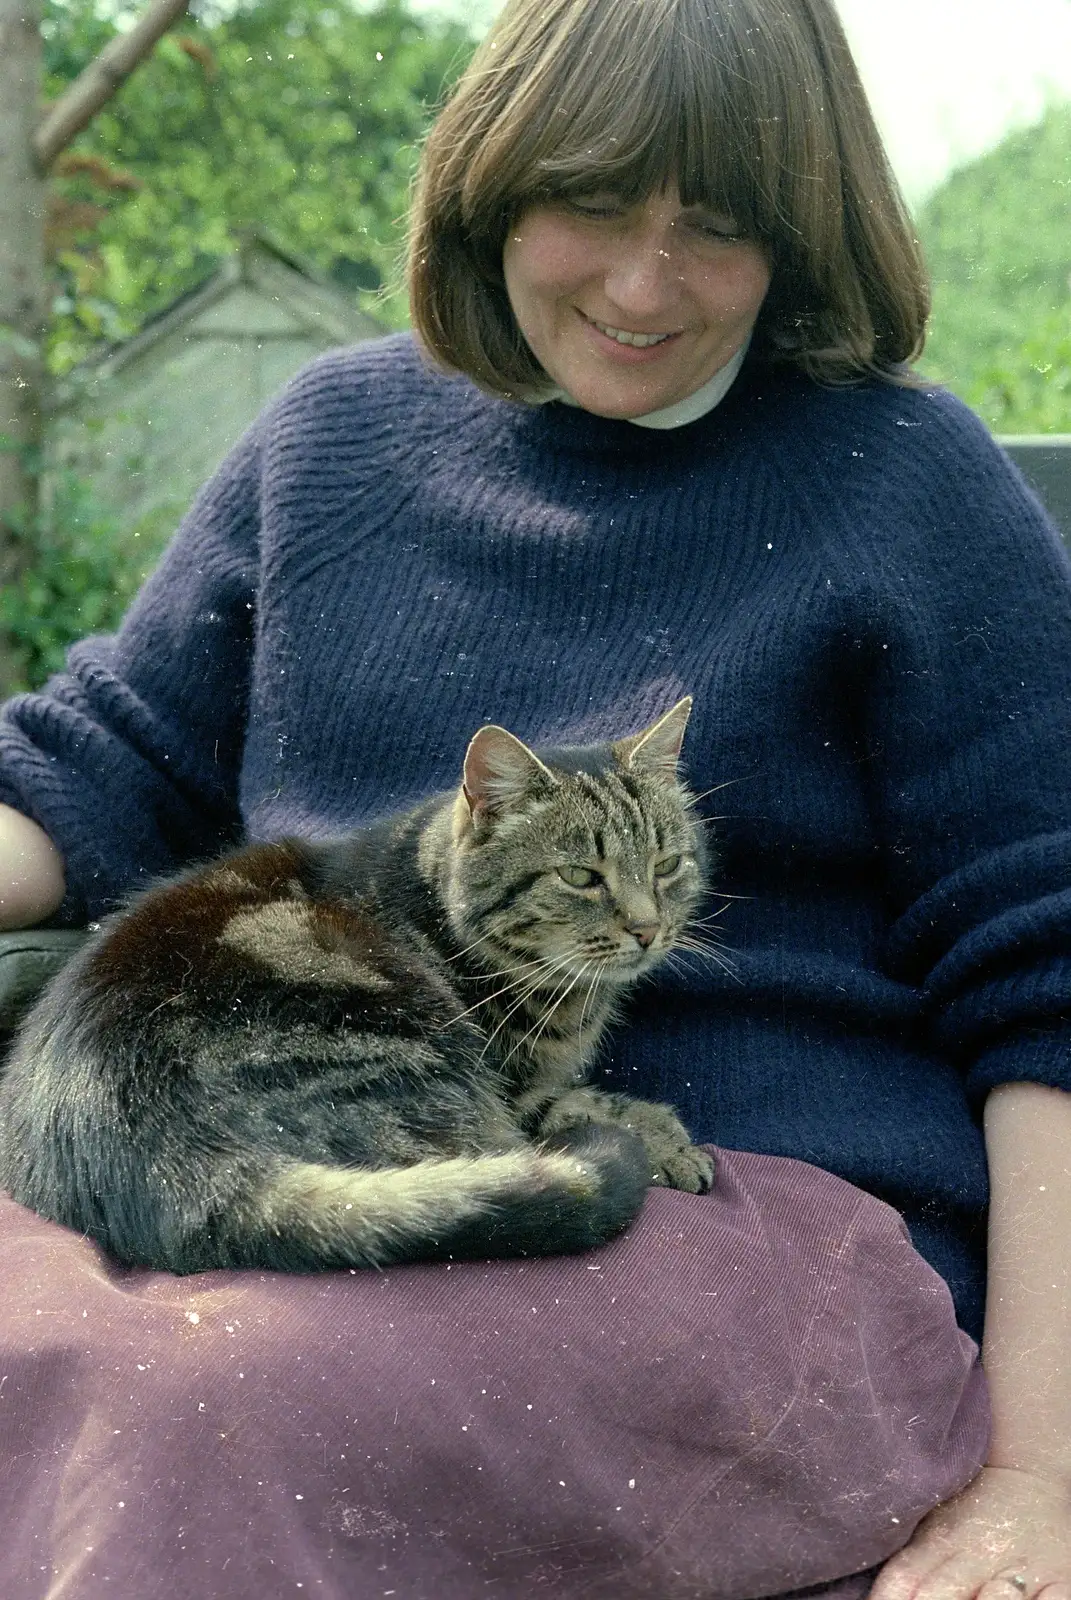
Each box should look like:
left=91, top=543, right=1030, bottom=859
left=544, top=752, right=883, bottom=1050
left=472, top=951, right=586, bottom=1062
left=574, top=960, right=600, bottom=1045
left=445, top=962, right=563, bottom=1028
left=683, top=779, right=746, bottom=808
left=449, top=925, right=560, bottom=972
left=450, top=954, right=573, bottom=1028
left=445, top=983, right=526, bottom=1028
left=511, top=947, right=590, bottom=1006
left=478, top=973, right=576, bottom=1068
left=480, top=965, right=575, bottom=1043
left=503, top=950, right=589, bottom=1033
left=497, top=962, right=593, bottom=1071
left=454, top=952, right=555, bottom=984
left=675, top=929, right=738, bottom=954
left=692, top=899, right=735, bottom=918
left=575, top=956, right=613, bottom=1046
left=447, top=933, right=559, bottom=981
left=443, top=925, right=509, bottom=963
left=672, top=935, right=743, bottom=984
left=678, top=925, right=736, bottom=950
left=681, top=954, right=742, bottom=986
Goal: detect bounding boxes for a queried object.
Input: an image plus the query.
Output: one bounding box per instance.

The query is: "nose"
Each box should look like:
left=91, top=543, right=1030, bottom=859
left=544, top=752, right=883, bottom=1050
left=603, top=228, right=681, bottom=316
left=624, top=920, right=660, bottom=949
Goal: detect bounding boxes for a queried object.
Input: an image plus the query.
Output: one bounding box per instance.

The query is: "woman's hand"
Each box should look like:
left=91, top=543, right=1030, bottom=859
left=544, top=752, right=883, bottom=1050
left=869, top=1466, right=1071, bottom=1600
left=0, top=803, right=65, bottom=928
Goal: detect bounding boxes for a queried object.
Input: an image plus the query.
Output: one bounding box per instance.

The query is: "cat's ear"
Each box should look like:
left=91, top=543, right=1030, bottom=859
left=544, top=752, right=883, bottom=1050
left=462, top=725, right=558, bottom=822
left=613, top=696, right=693, bottom=781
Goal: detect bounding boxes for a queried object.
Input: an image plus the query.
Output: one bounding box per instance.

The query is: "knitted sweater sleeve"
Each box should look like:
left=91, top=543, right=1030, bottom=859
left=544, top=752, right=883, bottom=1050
left=819, top=388, right=1071, bottom=1102
left=0, top=424, right=260, bottom=925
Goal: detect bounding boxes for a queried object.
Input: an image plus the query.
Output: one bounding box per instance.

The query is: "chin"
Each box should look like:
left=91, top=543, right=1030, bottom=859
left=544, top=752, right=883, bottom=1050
left=569, top=389, right=670, bottom=420
left=607, top=952, right=658, bottom=983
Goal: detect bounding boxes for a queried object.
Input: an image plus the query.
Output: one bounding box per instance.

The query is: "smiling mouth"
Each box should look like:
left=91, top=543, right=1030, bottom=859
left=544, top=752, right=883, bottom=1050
left=587, top=316, right=678, bottom=349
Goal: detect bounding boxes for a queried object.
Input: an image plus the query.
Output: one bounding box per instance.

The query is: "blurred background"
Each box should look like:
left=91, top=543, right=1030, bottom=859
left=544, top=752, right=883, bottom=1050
left=4, top=0, right=1070, bottom=690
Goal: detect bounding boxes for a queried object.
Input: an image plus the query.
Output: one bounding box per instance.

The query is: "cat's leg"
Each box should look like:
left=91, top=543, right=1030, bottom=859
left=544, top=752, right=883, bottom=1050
left=524, top=1087, right=715, bottom=1195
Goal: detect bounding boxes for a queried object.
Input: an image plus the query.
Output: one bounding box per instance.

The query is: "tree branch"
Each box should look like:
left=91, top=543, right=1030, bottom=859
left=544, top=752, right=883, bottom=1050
left=33, top=0, right=190, bottom=172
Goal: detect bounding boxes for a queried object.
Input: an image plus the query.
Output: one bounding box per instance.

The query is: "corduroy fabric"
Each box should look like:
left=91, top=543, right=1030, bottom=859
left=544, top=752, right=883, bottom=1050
left=1, top=334, right=1070, bottom=1341
left=0, top=1147, right=989, bottom=1600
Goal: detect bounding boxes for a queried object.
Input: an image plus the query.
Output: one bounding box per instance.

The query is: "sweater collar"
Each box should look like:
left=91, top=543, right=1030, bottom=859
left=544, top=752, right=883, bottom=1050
left=535, top=338, right=750, bottom=429
left=505, top=342, right=775, bottom=461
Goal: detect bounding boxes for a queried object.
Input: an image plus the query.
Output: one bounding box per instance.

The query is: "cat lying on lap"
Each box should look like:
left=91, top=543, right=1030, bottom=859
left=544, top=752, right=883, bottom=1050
left=0, top=697, right=714, bottom=1273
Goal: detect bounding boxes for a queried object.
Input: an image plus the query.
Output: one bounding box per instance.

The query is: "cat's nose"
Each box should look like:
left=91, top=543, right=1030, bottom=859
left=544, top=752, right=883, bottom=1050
left=624, top=921, right=659, bottom=949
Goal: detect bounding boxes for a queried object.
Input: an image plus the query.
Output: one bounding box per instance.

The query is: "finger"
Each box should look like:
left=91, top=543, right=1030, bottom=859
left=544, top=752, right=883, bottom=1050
left=869, top=1549, right=939, bottom=1600
left=911, top=1556, right=1013, bottom=1600
left=976, top=1576, right=1071, bottom=1600
left=980, top=1575, right=1071, bottom=1600
left=977, top=1581, right=1035, bottom=1600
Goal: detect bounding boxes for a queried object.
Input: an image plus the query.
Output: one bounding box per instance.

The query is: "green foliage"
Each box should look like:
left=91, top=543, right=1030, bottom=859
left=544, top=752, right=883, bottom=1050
left=42, top=0, right=476, bottom=369
left=0, top=460, right=147, bottom=691
left=916, top=102, right=1071, bottom=431
left=11, top=0, right=476, bottom=690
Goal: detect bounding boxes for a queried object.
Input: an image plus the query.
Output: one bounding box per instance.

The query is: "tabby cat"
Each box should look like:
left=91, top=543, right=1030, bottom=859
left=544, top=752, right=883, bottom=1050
left=0, top=697, right=714, bottom=1273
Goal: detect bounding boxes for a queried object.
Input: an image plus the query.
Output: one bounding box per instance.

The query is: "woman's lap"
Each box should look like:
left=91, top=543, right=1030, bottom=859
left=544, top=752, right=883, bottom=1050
left=0, top=1146, right=988, bottom=1599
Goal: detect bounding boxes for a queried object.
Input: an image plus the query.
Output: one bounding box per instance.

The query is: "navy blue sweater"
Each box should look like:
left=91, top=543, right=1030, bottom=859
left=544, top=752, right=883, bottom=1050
left=3, top=334, right=1071, bottom=1338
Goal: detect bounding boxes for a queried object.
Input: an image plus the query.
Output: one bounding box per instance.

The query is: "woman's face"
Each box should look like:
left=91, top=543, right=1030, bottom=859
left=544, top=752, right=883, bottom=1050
left=502, top=182, right=772, bottom=418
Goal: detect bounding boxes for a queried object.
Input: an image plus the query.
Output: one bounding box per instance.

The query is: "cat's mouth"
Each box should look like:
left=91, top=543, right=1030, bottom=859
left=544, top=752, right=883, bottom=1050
left=602, top=945, right=662, bottom=980
left=549, top=947, right=655, bottom=985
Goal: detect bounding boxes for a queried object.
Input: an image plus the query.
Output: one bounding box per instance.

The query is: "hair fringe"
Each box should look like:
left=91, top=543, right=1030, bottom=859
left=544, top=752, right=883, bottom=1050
left=408, top=0, right=931, bottom=399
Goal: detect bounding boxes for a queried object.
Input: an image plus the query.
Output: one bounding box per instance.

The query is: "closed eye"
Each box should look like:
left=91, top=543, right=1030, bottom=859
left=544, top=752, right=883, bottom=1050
left=692, top=207, right=740, bottom=229
left=681, top=213, right=745, bottom=244
left=559, top=196, right=623, bottom=221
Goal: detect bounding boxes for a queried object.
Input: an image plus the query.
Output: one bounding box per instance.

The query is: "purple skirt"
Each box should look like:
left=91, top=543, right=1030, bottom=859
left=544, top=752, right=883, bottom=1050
left=0, top=1146, right=988, bottom=1600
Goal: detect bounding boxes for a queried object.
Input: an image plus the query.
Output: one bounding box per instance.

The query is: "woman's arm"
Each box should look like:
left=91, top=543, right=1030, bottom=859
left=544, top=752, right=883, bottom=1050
left=871, top=1083, right=1071, bottom=1599
left=0, top=804, right=65, bottom=929
left=982, top=1080, right=1071, bottom=1485
left=0, top=422, right=261, bottom=926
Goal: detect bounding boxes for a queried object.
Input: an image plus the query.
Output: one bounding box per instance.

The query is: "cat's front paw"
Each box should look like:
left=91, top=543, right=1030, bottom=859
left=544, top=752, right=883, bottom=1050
left=634, top=1117, right=715, bottom=1194
left=648, top=1140, right=716, bottom=1194
left=532, top=1088, right=714, bottom=1195
left=603, top=1098, right=714, bottom=1194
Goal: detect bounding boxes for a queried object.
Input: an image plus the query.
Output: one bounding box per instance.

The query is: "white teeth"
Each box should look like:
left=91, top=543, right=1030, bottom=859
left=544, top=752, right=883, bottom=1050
left=591, top=319, right=672, bottom=348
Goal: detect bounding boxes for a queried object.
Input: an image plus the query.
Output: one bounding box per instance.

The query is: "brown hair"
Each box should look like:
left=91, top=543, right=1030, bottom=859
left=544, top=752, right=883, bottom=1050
left=407, top=0, right=930, bottom=396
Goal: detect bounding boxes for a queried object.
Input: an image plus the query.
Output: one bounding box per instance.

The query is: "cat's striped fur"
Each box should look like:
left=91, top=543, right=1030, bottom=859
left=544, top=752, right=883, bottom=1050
left=0, top=698, right=714, bottom=1272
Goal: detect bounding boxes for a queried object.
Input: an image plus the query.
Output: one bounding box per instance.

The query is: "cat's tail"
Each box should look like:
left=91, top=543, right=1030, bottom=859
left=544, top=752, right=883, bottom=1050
left=235, top=1125, right=652, bottom=1271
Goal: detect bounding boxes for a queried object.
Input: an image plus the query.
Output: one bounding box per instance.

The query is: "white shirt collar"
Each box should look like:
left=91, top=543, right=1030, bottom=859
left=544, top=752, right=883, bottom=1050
left=538, top=337, right=750, bottom=429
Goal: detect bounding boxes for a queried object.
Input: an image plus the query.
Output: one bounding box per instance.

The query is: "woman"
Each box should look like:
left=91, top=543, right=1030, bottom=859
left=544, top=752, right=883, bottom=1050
left=0, top=0, right=1068, bottom=1593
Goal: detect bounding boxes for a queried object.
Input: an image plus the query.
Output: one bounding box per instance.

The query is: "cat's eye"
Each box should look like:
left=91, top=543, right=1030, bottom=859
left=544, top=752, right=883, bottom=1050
left=653, top=854, right=682, bottom=878
left=558, top=865, right=600, bottom=889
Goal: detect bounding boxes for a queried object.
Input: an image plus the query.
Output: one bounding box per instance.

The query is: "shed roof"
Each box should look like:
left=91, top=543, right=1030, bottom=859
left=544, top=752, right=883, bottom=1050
left=90, top=231, right=383, bottom=379
left=49, top=231, right=387, bottom=551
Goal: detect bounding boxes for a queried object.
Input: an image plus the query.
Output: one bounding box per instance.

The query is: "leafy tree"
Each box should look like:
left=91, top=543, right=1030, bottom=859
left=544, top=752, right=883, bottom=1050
left=0, top=463, right=145, bottom=687
left=1, top=0, right=192, bottom=695
left=43, top=0, right=476, bottom=370
left=916, top=102, right=1071, bottom=431
left=0, top=0, right=475, bottom=693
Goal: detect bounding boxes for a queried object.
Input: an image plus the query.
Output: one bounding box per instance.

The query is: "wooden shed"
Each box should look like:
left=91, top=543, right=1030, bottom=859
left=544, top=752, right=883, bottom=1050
left=49, top=234, right=384, bottom=547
